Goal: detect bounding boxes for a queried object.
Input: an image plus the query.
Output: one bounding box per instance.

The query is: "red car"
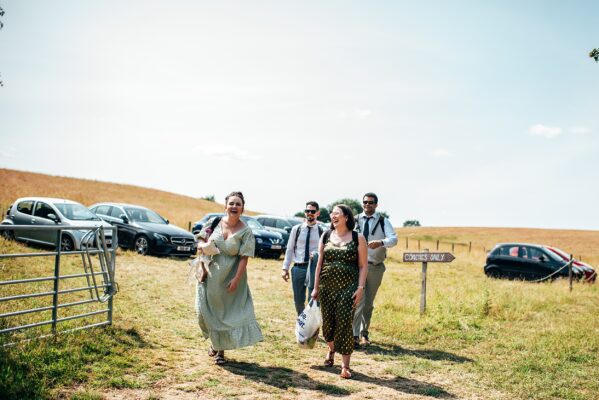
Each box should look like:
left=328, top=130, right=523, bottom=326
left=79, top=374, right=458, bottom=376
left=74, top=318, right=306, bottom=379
left=546, top=246, right=596, bottom=283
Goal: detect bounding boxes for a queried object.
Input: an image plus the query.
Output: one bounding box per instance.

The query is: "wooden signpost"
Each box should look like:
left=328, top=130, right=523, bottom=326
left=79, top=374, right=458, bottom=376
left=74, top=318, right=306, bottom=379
left=403, top=250, right=455, bottom=315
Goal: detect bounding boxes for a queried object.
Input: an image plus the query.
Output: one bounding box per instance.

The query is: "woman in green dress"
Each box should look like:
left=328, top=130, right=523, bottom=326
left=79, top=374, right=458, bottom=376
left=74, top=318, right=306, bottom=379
left=195, top=191, right=263, bottom=365
left=311, top=204, right=368, bottom=379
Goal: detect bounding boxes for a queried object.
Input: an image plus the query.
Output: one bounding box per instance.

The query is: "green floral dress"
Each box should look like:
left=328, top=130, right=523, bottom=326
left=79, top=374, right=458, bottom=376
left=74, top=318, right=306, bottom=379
left=195, top=221, right=263, bottom=350
left=319, top=232, right=359, bottom=355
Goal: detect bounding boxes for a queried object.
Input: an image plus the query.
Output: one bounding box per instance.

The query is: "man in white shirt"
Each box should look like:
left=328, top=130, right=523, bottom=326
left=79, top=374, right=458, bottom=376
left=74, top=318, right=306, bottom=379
left=282, top=201, right=323, bottom=315
left=353, top=192, right=398, bottom=347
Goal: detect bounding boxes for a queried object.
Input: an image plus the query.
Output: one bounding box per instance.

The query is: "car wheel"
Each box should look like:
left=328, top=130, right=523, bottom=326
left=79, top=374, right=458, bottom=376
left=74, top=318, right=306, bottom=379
left=1, top=228, right=14, bottom=240
left=134, top=235, right=150, bottom=256
left=60, top=235, right=74, bottom=252
left=485, top=267, right=502, bottom=279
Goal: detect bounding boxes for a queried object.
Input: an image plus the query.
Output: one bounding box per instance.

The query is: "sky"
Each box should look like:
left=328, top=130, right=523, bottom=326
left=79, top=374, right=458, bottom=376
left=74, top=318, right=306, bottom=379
left=1, top=1, right=598, bottom=229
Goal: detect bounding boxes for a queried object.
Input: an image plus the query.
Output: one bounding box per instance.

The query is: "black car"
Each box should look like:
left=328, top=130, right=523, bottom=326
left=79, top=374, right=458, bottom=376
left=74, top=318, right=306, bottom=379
left=484, top=243, right=587, bottom=281
left=192, top=213, right=285, bottom=259
left=254, top=215, right=303, bottom=246
left=89, top=202, right=196, bottom=257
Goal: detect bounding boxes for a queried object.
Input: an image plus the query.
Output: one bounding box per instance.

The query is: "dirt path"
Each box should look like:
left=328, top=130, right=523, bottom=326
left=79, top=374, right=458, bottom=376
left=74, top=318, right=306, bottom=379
left=86, top=256, right=510, bottom=400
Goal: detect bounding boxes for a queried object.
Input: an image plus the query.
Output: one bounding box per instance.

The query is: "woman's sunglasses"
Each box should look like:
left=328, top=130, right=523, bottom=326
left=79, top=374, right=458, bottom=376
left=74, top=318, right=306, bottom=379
left=304, top=209, right=317, bottom=214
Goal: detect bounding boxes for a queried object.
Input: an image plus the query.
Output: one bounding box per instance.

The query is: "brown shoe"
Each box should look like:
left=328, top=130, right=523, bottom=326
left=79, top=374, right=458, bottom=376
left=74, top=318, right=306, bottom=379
left=360, top=335, right=371, bottom=346
left=323, top=350, right=335, bottom=367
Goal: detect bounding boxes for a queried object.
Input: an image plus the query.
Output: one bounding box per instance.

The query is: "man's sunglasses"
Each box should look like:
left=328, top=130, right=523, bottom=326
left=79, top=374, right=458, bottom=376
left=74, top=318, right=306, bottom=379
left=362, top=201, right=376, bottom=205
left=304, top=209, right=318, bottom=214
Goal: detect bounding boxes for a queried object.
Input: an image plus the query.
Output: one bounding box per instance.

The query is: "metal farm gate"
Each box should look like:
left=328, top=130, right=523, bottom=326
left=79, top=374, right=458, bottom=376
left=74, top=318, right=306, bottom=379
left=0, top=225, right=118, bottom=342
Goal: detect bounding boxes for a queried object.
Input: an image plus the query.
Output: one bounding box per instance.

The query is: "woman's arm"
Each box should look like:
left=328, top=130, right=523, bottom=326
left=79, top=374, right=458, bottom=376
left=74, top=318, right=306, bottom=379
left=353, top=234, right=369, bottom=306
left=227, top=255, right=248, bottom=293
left=311, top=236, right=325, bottom=299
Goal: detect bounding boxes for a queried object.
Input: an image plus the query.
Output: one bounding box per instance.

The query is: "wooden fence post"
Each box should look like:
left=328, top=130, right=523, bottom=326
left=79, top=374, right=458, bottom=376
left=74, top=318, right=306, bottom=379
left=469, top=241, right=472, bottom=253
left=452, top=243, right=455, bottom=253
left=436, top=240, right=439, bottom=250
left=188, top=221, right=191, bottom=232
left=405, top=237, right=408, bottom=249
left=418, top=240, right=421, bottom=250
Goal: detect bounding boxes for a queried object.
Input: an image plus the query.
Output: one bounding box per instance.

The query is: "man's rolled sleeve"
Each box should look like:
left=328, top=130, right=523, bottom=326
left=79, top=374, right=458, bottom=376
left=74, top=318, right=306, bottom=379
left=381, top=218, right=398, bottom=248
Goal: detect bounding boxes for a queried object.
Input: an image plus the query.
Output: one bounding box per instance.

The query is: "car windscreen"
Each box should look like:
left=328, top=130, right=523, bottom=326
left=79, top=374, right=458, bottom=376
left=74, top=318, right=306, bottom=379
left=124, top=207, right=166, bottom=224
left=53, top=203, right=101, bottom=221
left=242, top=217, right=264, bottom=230
left=547, top=247, right=572, bottom=262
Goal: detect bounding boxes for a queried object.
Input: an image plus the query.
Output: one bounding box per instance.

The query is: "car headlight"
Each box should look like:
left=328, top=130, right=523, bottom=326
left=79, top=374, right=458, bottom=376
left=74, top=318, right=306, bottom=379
left=153, top=233, right=170, bottom=242
left=256, top=238, right=263, bottom=244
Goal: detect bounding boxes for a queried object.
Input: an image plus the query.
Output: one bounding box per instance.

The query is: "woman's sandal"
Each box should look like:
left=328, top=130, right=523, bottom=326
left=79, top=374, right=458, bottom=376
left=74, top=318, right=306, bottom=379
left=214, top=351, right=226, bottom=365
left=323, top=350, right=335, bottom=367
left=340, top=366, right=352, bottom=379
left=208, top=346, right=218, bottom=357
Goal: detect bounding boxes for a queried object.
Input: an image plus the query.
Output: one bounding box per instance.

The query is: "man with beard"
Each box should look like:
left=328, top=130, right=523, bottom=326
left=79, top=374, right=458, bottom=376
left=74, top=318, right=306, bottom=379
left=353, top=192, right=398, bottom=348
left=282, top=201, right=323, bottom=315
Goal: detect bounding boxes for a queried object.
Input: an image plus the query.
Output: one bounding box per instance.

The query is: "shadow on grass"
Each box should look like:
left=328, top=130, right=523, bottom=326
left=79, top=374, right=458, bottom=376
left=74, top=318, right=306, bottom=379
left=359, top=341, right=472, bottom=363
left=311, top=365, right=455, bottom=398
left=222, top=361, right=353, bottom=396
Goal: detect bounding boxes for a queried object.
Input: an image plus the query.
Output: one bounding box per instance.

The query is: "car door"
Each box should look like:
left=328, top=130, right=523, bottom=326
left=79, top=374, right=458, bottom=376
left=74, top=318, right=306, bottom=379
left=497, top=245, right=532, bottom=279
left=31, top=201, right=59, bottom=245
left=516, top=246, right=547, bottom=280
left=109, top=206, right=135, bottom=247
left=13, top=200, right=35, bottom=241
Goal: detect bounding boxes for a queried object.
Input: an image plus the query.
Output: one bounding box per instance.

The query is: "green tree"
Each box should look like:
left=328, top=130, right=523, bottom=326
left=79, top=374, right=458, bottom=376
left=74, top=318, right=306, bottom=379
left=403, top=220, right=421, bottom=227
left=590, top=48, right=599, bottom=62
left=318, top=207, right=330, bottom=223
left=294, top=208, right=331, bottom=222
left=201, top=195, right=215, bottom=202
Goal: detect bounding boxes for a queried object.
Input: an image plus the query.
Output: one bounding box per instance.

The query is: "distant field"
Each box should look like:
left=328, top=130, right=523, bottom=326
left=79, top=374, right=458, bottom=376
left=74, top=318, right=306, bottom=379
left=1, top=168, right=598, bottom=399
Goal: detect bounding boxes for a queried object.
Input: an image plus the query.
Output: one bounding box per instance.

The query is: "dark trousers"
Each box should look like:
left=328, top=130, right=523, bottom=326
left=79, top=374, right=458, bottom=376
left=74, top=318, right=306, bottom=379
left=291, top=263, right=309, bottom=316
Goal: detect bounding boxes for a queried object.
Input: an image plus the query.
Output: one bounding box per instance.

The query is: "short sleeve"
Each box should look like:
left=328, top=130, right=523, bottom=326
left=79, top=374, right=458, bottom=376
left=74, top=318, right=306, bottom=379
left=239, top=227, right=255, bottom=257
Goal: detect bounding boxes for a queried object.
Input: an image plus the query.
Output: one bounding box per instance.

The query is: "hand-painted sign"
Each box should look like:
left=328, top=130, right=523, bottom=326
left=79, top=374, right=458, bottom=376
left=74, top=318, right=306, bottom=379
left=403, top=252, right=455, bottom=263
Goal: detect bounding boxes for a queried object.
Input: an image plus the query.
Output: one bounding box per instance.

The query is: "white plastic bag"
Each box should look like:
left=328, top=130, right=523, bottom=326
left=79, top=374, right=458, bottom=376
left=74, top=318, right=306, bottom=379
left=295, top=300, right=322, bottom=349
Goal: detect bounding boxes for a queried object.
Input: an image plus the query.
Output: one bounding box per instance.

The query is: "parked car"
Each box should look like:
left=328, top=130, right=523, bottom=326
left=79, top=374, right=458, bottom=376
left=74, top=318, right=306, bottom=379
left=1, top=197, right=114, bottom=251
left=484, top=243, right=595, bottom=282
left=89, top=202, right=196, bottom=257
left=545, top=246, right=596, bottom=283
left=254, top=215, right=303, bottom=245
left=192, top=213, right=284, bottom=259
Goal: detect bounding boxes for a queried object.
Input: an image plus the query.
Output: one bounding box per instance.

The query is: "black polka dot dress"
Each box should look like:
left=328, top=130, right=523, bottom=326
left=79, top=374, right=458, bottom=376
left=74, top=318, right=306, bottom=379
left=319, top=234, right=359, bottom=355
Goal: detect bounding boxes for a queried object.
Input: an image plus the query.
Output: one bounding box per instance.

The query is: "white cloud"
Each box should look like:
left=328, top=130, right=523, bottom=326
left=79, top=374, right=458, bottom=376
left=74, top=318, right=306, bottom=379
left=528, top=124, right=562, bottom=138
left=570, top=126, right=591, bottom=135
left=193, top=144, right=260, bottom=161
left=431, top=148, right=452, bottom=157
left=356, top=109, right=372, bottom=119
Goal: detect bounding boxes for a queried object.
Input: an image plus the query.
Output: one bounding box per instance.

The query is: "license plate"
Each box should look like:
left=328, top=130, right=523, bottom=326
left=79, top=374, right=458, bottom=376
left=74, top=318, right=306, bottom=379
left=271, top=245, right=282, bottom=250
left=177, top=246, right=191, bottom=251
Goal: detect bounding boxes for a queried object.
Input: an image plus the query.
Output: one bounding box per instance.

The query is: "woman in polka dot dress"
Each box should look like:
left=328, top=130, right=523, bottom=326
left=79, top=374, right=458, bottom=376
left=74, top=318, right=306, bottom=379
left=311, top=204, right=368, bottom=379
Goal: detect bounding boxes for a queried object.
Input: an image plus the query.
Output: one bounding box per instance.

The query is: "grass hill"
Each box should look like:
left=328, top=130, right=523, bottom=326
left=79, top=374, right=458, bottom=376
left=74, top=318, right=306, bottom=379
left=1, top=167, right=599, bottom=399
left=0, top=168, right=226, bottom=228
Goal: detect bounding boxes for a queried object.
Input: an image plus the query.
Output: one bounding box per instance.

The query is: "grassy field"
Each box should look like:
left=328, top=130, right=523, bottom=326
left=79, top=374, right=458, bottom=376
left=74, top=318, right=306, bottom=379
left=1, top=169, right=599, bottom=399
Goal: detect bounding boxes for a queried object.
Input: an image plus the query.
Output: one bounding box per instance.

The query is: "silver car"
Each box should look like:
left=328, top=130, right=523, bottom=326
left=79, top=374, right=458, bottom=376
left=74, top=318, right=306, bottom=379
left=1, top=197, right=114, bottom=251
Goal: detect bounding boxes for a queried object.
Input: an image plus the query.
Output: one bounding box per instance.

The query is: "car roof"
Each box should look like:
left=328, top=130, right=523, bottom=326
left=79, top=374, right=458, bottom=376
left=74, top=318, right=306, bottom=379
left=91, top=202, right=150, bottom=210
left=16, top=197, right=79, bottom=204
left=494, top=243, right=548, bottom=249
left=255, top=214, right=298, bottom=220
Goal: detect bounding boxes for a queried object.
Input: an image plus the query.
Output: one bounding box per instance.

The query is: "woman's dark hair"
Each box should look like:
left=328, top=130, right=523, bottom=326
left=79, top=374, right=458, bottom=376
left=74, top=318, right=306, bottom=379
left=225, top=191, right=245, bottom=206
left=330, top=204, right=355, bottom=231
left=305, top=201, right=319, bottom=210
